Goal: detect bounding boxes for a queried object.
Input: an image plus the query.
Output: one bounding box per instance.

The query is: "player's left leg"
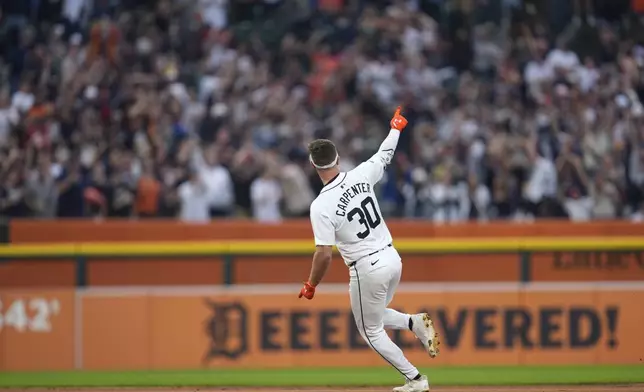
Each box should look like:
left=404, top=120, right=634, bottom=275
left=382, top=262, right=409, bottom=330
left=349, top=259, right=422, bottom=384
left=383, top=256, right=440, bottom=359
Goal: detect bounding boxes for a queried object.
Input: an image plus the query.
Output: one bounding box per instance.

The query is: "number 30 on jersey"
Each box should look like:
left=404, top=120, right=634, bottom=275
left=347, top=196, right=381, bottom=239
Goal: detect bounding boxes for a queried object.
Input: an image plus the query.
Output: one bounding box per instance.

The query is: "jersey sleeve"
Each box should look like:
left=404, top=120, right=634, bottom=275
left=354, top=129, right=400, bottom=185
left=310, top=203, right=336, bottom=246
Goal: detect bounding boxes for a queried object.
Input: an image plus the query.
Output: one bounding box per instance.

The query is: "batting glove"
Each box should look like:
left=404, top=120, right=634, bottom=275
left=298, top=281, right=316, bottom=300
left=390, top=106, right=408, bottom=131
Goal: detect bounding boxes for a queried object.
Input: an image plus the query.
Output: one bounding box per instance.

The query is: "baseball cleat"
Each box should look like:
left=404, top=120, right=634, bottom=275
left=411, top=313, right=440, bottom=358
left=392, top=375, right=430, bottom=392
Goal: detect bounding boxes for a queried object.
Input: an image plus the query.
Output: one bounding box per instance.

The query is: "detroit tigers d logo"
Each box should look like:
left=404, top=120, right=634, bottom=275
left=204, top=300, right=248, bottom=362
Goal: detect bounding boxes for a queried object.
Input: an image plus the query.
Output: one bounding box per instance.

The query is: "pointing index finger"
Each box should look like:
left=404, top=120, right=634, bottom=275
left=394, top=106, right=401, bottom=116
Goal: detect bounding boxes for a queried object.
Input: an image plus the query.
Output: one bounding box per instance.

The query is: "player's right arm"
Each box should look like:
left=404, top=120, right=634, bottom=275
left=355, top=106, right=408, bottom=185
left=299, top=201, right=335, bottom=300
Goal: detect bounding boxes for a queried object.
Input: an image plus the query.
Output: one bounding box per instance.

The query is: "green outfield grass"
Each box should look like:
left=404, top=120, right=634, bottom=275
left=1, top=366, right=643, bottom=387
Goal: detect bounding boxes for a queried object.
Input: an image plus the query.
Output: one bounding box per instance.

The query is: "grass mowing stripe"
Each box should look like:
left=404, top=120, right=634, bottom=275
left=1, top=366, right=643, bottom=387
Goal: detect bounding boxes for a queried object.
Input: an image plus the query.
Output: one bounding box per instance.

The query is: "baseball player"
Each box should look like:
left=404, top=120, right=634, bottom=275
left=299, top=107, right=440, bottom=392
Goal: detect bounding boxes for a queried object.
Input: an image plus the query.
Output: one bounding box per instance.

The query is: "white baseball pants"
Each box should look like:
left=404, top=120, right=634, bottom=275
left=349, top=246, right=419, bottom=380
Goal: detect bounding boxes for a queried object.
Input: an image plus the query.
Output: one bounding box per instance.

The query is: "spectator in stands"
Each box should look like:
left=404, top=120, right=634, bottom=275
left=519, top=144, right=558, bottom=220
left=250, top=167, right=282, bottom=223
left=281, top=150, right=314, bottom=218
left=194, top=145, right=235, bottom=218
left=134, top=158, right=161, bottom=218
left=25, top=153, right=58, bottom=218
left=178, top=168, right=210, bottom=223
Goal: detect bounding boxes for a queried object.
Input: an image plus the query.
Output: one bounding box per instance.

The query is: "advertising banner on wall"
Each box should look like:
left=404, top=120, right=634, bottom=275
left=78, top=285, right=644, bottom=370
left=2, top=285, right=642, bottom=371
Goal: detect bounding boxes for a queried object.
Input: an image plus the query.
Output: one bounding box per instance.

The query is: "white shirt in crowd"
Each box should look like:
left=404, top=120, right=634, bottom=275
left=281, top=163, right=314, bottom=216
left=192, top=149, right=235, bottom=212
left=524, top=157, right=557, bottom=203
left=471, top=184, right=491, bottom=220
left=358, top=61, right=397, bottom=105
left=576, top=64, right=600, bottom=93
left=524, top=60, right=553, bottom=87
left=207, top=45, right=237, bottom=70
left=404, top=66, right=439, bottom=95
left=198, top=0, right=228, bottom=30
left=564, top=197, right=593, bottom=222
left=429, top=181, right=470, bottom=223
left=545, top=48, right=580, bottom=72
left=11, top=91, right=34, bottom=113
left=63, top=0, right=89, bottom=23
left=178, top=180, right=211, bottom=223
left=199, top=164, right=235, bottom=211
left=591, top=182, right=619, bottom=219
left=473, top=39, right=503, bottom=73
left=182, top=98, right=206, bottom=135
left=402, top=24, right=436, bottom=56
left=250, top=176, right=282, bottom=223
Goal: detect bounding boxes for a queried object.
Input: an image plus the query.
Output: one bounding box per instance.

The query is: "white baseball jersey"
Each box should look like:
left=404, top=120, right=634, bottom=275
left=310, top=129, right=400, bottom=266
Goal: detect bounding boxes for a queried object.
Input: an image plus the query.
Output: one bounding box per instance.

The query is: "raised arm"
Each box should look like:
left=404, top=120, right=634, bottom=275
left=356, top=106, right=408, bottom=185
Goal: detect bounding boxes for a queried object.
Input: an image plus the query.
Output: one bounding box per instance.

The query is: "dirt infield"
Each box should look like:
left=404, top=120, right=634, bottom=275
left=4, top=386, right=643, bottom=392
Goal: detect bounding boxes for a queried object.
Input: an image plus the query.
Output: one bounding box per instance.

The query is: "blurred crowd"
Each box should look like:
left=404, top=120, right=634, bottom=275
left=1, top=0, right=644, bottom=223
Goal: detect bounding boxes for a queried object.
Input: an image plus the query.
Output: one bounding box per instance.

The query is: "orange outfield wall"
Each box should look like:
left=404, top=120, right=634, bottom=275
left=3, top=220, right=644, bottom=287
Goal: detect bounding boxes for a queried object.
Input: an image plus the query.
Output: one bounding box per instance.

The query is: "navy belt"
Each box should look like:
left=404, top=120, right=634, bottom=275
left=348, top=243, right=392, bottom=267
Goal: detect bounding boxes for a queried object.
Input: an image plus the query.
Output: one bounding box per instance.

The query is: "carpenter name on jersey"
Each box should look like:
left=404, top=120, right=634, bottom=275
left=336, top=182, right=371, bottom=217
